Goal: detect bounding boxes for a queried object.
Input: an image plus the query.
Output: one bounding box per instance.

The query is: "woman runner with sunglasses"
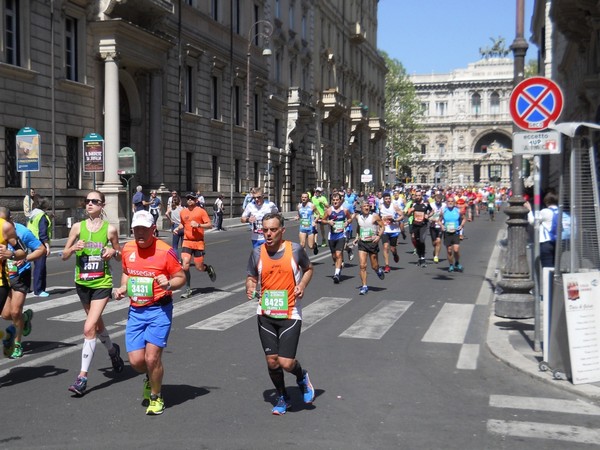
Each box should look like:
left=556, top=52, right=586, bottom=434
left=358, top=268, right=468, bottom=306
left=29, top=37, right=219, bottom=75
left=61, top=191, right=125, bottom=396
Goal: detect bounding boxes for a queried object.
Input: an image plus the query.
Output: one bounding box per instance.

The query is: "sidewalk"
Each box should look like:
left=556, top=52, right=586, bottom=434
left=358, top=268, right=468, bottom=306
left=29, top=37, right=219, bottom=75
left=485, top=231, right=600, bottom=400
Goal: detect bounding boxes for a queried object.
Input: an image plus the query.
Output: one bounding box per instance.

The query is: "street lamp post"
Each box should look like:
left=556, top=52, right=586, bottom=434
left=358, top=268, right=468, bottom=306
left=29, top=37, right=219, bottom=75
left=245, top=20, right=273, bottom=192
left=494, top=0, right=534, bottom=318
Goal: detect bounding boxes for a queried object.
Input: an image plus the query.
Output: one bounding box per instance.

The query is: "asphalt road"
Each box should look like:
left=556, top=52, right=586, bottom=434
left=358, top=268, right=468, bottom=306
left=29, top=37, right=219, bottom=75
left=1, top=216, right=599, bottom=449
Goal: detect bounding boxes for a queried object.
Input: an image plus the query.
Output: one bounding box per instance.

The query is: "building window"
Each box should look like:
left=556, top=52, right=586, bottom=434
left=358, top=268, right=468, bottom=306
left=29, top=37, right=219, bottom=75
left=65, top=16, right=78, bottom=81
left=435, top=101, right=447, bottom=116
left=254, top=93, right=260, bottom=131
left=254, top=161, right=259, bottom=187
left=275, top=51, right=282, bottom=83
left=490, top=92, right=500, bottom=115
left=274, top=118, right=281, bottom=148
left=275, top=0, right=281, bottom=19
left=5, top=0, right=20, bottom=66
left=489, top=164, right=502, bottom=182
left=301, top=14, right=307, bottom=40
left=4, top=127, right=18, bottom=188
left=211, top=75, right=220, bottom=120
left=212, top=155, right=219, bottom=191
left=475, top=145, right=487, bottom=154
left=233, top=0, right=240, bottom=34
left=438, top=143, right=445, bottom=157
left=234, top=85, right=241, bottom=126
left=471, top=93, right=481, bottom=116
left=66, top=136, right=79, bottom=189
left=420, top=102, right=429, bottom=116
left=185, top=152, right=193, bottom=192
left=420, top=144, right=427, bottom=155
left=235, top=158, right=241, bottom=192
left=289, top=59, right=295, bottom=86
left=211, top=0, right=219, bottom=21
left=289, top=2, right=295, bottom=30
left=185, top=65, right=193, bottom=113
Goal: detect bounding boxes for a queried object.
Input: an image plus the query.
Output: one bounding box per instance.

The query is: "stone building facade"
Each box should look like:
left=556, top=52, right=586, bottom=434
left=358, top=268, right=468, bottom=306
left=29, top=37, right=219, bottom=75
left=0, top=0, right=386, bottom=235
left=408, top=58, right=514, bottom=187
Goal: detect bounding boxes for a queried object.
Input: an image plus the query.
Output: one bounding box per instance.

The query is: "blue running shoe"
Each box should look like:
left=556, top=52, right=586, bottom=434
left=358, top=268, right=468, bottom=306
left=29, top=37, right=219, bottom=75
left=448, top=265, right=454, bottom=272
left=455, top=264, right=463, bottom=272
left=359, top=286, right=368, bottom=295
left=68, top=376, right=88, bottom=396
left=298, top=370, right=315, bottom=404
left=272, top=395, right=291, bottom=415
left=377, top=268, right=385, bottom=280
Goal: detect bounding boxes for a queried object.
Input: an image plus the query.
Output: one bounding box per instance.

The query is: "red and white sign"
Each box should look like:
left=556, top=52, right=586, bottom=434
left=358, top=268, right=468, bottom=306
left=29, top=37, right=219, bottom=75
left=509, top=77, right=563, bottom=131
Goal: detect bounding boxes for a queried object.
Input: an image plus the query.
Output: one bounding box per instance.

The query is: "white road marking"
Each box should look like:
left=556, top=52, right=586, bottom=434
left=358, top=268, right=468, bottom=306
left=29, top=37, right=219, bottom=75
left=456, top=343, right=479, bottom=370
left=187, top=301, right=255, bottom=331
left=339, top=300, right=412, bottom=339
left=302, top=297, right=352, bottom=331
left=421, top=303, right=474, bottom=344
left=490, top=395, right=600, bottom=416
left=487, top=419, right=600, bottom=444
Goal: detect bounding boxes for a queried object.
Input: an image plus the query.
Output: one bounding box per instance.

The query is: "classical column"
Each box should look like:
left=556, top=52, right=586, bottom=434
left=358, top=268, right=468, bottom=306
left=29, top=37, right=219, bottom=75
left=149, top=70, right=164, bottom=189
left=98, top=39, right=125, bottom=233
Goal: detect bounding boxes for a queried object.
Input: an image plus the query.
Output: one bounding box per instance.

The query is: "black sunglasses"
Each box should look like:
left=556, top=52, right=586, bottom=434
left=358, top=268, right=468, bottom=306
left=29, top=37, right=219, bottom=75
left=85, top=198, right=102, bottom=205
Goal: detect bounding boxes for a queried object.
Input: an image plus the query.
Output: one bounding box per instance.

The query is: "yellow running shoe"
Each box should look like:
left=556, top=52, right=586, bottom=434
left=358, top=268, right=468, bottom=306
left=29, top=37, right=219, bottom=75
left=146, top=395, right=165, bottom=415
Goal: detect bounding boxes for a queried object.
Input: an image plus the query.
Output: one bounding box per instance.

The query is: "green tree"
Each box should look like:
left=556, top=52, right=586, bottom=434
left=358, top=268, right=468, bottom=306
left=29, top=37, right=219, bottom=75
left=381, top=51, right=423, bottom=179
left=524, top=59, right=538, bottom=78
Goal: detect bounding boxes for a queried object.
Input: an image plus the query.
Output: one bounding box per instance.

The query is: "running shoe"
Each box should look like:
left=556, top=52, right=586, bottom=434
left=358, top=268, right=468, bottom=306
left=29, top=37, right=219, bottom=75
left=347, top=248, right=354, bottom=261
left=320, top=242, right=327, bottom=247
left=3, top=325, right=16, bottom=357
left=206, top=265, right=217, bottom=282
left=146, top=395, right=165, bottom=415
left=181, top=288, right=193, bottom=299
left=448, top=265, right=455, bottom=273
left=333, top=274, right=340, bottom=284
left=297, top=370, right=315, bottom=404
left=38, top=292, right=50, bottom=297
left=377, top=268, right=385, bottom=280
left=10, top=342, right=22, bottom=359
left=401, top=231, right=407, bottom=240
left=359, top=286, right=368, bottom=295
left=313, top=246, right=319, bottom=255
left=418, top=258, right=426, bottom=268
left=271, top=395, right=291, bottom=415
left=383, top=265, right=391, bottom=273
left=23, top=309, right=34, bottom=337
left=412, top=249, right=417, bottom=255
left=433, top=256, right=439, bottom=264
left=393, top=252, right=399, bottom=263
left=68, top=376, right=88, bottom=396
left=455, top=264, right=464, bottom=272
left=110, top=343, right=125, bottom=373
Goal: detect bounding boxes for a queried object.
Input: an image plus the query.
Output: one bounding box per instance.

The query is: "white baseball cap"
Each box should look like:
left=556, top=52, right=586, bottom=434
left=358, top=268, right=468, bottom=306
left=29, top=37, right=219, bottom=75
left=131, top=210, right=155, bottom=228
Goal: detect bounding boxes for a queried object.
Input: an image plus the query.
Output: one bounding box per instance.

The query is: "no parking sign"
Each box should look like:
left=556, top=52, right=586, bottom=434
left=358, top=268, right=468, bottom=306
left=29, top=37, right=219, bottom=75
left=509, top=77, right=563, bottom=131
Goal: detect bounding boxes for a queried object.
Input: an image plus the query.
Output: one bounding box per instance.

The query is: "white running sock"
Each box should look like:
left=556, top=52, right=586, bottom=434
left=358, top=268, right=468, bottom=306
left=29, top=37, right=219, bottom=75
left=81, top=338, right=96, bottom=373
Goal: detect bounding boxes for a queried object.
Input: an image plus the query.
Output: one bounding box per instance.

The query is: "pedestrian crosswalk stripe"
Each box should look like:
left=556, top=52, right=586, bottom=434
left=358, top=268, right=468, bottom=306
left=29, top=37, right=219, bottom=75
left=339, top=300, right=412, bottom=339
left=487, top=419, right=600, bottom=444
left=187, top=301, right=255, bottom=331
left=489, top=395, right=600, bottom=416
left=28, top=294, right=81, bottom=313
left=456, top=343, right=479, bottom=370
left=421, top=303, right=474, bottom=344
left=48, top=297, right=130, bottom=322
left=302, top=297, right=352, bottom=331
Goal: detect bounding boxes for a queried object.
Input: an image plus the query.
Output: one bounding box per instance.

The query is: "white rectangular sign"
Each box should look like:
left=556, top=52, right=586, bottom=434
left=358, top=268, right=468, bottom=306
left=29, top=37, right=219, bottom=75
left=563, top=271, right=600, bottom=384
left=361, top=174, right=373, bottom=183
left=513, top=130, right=561, bottom=155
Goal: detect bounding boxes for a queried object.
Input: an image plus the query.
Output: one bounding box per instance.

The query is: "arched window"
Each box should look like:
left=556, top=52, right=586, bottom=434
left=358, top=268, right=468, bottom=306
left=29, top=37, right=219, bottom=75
left=471, top=93, right=481, bottom=116
left=490, top=92, right=500, bottom=115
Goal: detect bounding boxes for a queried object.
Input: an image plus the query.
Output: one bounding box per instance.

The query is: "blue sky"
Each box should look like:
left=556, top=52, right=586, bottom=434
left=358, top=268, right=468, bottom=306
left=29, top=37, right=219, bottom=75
left=377, top=0, right=536, bottom=74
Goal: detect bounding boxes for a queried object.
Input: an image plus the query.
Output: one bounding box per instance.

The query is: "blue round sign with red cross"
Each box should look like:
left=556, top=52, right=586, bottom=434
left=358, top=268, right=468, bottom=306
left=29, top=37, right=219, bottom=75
left=509, top=76, right=563, bottom=131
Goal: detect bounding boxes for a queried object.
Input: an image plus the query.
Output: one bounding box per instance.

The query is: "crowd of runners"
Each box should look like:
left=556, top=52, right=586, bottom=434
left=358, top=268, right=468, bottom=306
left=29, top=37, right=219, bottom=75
left=0, top=184, right=507, bottom=417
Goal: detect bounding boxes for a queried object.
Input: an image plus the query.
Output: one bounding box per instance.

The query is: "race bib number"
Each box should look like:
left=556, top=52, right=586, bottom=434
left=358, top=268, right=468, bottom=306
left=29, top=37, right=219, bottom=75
left=488, top=202, right=494, bottom=209
left=127, top=276, right=154, bottom=305
left=360, top=227, right=375, bottom=240
left=78, top=255, right=105, bottom=281
left=413, top=211, right=425, bottom=223
left=333, top=220, right=345, bottom=233
left=6, top=259, right=18, bottom=277
left=252, top=222, right=264, bottom=234
left=261, top=290, right=289, bottom=319
left=300, top=218, right=311, bottom=228
left=446, top=222, right=456, bottom=233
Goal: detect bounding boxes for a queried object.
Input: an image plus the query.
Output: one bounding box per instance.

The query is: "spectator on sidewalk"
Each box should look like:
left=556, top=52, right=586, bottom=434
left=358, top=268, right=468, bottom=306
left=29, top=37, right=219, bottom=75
left=23, top=188, right=37, bottom=218
left=213, top=193, right=225, bottom=231
left=132, top=186, right=148, bottom=213
left=27, top=197, right=52, bottom=297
